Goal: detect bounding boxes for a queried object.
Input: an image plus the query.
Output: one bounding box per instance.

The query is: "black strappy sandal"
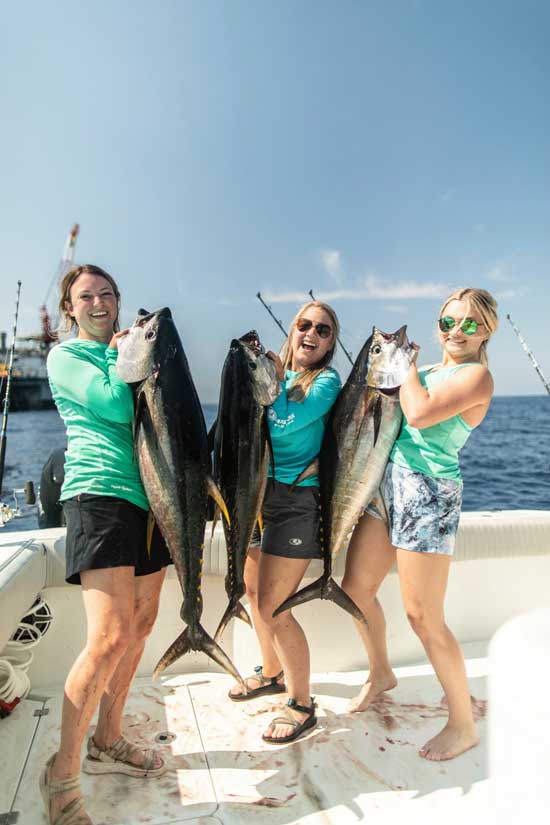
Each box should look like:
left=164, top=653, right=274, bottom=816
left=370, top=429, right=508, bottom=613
left=262, top=697, right=317, bottom=744
left=228, top=665, right=286, bottom=702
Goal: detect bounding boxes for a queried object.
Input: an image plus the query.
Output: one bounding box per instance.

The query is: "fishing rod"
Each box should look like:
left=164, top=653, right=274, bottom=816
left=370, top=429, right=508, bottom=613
left=308, top=289, right=354, bottom=366
left=0, top=281, right=22, bottom=496
left=256, top=292, right=288, bottom=338
left=506, top=314, right=550, bottom=396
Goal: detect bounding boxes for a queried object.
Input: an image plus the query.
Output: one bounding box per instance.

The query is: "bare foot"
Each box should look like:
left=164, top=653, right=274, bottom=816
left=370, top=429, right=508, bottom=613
left=419, top=723, right=479, bottom=761
left=347, top=672, right=397, bottom=712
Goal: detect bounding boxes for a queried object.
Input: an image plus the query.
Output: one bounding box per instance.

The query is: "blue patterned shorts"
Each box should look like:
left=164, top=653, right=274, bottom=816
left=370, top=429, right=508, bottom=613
left=366, top=461, right=463, bottom=556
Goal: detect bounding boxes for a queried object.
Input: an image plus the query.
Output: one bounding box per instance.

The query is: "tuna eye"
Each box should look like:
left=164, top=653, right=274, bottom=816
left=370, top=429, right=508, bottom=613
left=372, top=345, right=382, bottom=355
left=145, top=329, right=156, bottom=341
left=249, top=361, right=257, bottom=370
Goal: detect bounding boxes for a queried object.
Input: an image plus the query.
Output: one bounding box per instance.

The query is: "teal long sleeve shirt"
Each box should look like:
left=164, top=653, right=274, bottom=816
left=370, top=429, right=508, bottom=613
left=47, top=339, right=148, bottom=510
left=267, top=367, right=341, bottom=486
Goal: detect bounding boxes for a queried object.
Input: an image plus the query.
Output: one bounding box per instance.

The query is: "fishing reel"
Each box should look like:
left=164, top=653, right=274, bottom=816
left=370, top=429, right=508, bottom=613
left=0, top=481, right=36, bottom=526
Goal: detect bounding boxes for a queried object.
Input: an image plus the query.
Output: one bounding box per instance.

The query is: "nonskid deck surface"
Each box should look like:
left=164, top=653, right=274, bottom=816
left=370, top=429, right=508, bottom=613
left=1, top=644, right=490, bottom=825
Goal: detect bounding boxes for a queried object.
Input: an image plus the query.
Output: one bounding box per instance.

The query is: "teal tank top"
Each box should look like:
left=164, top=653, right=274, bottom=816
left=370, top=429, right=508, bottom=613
left=390, top=363, right=479, bottom=481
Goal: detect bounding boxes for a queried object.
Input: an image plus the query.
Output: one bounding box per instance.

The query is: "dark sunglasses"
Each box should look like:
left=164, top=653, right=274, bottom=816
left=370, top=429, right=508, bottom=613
left=296, top=318, right=333, bottom=339
left=438, top=316, right=484, bottom=336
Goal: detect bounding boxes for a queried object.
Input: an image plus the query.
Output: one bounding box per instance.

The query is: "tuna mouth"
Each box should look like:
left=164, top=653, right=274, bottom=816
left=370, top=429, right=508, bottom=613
left=379, top=386, right=400, bottom=396
left=238, top=330, right=262, bottom=353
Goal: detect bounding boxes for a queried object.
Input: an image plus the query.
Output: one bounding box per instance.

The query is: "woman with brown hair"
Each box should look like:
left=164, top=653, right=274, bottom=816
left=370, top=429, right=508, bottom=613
left=228, top=300, right=342, bottom=744
left=40, top=265, right=171, bottom=824
left=342, top=287, right=498, bottom=761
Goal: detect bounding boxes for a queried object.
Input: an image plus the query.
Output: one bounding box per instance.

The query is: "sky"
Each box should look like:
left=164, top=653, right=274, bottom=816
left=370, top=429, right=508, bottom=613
left=1, top=0, right=548, bottom=400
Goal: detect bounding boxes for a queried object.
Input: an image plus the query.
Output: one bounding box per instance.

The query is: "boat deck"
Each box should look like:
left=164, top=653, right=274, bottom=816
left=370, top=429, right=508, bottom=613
left=1, top=643, right=491, bottom=825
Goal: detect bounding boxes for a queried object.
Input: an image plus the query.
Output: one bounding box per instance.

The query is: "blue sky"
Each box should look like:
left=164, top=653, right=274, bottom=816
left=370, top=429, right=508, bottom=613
left=1, top=0, right=548, bottom=400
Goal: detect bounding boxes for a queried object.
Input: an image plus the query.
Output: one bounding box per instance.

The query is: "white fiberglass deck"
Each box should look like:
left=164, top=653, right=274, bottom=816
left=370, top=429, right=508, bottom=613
left=1, top=643, right=490, bottom=825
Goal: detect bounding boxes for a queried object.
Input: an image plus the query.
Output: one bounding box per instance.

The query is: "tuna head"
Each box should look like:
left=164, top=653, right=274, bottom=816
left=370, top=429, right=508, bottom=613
left=230, top=330, right=281, bottom=406
left=117, top=307, right=178, bottom=383
left=367, top=325, right=413, bottom=391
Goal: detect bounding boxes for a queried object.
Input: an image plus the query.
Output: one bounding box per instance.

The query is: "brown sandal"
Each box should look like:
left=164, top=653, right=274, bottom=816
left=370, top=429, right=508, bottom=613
left=82, top=735, right=166, bottom=778
left=39, top=753, right=92, bottom=825
left=228, top=665, right=286, bottom=702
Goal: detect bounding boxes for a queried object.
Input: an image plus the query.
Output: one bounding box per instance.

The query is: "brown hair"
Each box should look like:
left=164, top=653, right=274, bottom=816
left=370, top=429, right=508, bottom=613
left=57, top=264, right=121, bottom=336
left=439, top=287, right=498, bottom=366
left=279, top=301, right=340, bottom=400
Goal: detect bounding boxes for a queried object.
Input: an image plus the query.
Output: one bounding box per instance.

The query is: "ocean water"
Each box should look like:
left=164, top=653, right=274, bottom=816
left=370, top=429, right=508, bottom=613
left=1, top=396, right=548, bottom=532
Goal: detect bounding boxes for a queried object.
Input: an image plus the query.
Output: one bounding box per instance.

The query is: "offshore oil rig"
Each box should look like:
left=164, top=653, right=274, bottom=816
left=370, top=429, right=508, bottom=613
left=0, top=224, right=79, bottom=411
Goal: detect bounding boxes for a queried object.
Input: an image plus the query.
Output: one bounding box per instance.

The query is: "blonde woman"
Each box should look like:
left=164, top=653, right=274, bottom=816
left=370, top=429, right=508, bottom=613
left=342, top=288, right=498, bottom=761
left=228, top=301, right=342, bottom=744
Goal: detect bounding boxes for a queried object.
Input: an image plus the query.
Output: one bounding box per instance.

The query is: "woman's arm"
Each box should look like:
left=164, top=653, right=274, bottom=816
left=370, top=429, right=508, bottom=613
left=47, top=343, right=135, bottom=424
left=400, top=357, right=494, bottom=429
left=267, top=369, right=341, bottom=438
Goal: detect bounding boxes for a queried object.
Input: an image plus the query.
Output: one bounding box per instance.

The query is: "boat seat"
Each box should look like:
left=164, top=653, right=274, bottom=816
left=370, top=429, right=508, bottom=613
left=0, top=538, right=47, bottom=654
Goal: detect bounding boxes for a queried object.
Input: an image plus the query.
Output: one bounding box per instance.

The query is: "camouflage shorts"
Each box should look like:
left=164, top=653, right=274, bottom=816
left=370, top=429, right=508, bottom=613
left=366, top=461, right=463, bottom=556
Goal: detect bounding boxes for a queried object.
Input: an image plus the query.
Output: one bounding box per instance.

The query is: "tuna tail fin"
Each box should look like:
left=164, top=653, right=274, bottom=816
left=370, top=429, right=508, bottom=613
left=214, top=599, right=252, bottom=642
left=272, top=575, right=368, bottom=627
left=207, top=476, right=230, bottom=526
left=153, top=622, right=244, bottom=687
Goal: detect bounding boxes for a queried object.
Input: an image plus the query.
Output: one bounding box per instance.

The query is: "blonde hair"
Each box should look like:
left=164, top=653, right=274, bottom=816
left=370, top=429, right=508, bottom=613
left=57, top=264, right=121, bottom=336
left=279, top=301, right=340, bottom=400
left=439, top=287, right=498, bottom=366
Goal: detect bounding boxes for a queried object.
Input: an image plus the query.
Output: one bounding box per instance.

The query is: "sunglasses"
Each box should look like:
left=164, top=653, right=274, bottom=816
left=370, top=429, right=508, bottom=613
left=438, top=316, right=484, bottom=336
left=296, top=318, right=333, bottom=339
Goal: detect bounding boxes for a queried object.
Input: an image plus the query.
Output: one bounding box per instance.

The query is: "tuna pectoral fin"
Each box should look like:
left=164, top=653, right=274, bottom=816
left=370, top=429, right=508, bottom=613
left=214, top=600, right=252, bottom=642
left=273, top=575, right=368, bottom=628
left=210, top=505, right=220, bottom=541
left=207, top=476, right=230, bottom=526
left=153, top=622, right=244, bottom=687
left=146, top=511, right=156, bottom=557
left=289, top=458, right=319, bottom=492
left=207, top=420, right=217, bottom=454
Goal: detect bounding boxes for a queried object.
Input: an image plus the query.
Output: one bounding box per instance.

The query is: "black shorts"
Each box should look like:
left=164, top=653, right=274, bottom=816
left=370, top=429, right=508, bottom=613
left=250, top=480, right=322, bottom=560
left=63, top=494, right=172, bottom=585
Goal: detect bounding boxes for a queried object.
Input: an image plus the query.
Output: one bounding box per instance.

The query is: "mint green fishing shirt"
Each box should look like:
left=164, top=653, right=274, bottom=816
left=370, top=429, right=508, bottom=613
left=390, top=363, right=478, bottom=481
left=267, top=367, right=341, bottom=486
left=47, top=339, right=148, bottom=510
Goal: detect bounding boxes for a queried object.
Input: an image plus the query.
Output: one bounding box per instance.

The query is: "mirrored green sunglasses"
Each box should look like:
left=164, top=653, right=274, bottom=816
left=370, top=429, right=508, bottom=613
left=438, top=316, right=482, bottom=335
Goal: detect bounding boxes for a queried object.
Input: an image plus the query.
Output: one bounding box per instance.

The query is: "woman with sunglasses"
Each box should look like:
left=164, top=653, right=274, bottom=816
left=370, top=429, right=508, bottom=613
left=341, top=287, right=498, bottom=761
left=41, top=265, right=171, bottom=825
left=228, top=301, right=341, bottom=744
